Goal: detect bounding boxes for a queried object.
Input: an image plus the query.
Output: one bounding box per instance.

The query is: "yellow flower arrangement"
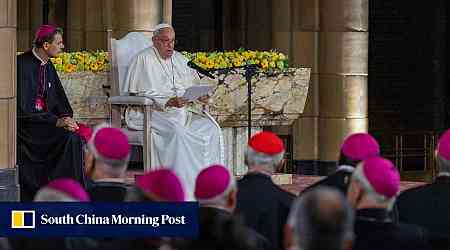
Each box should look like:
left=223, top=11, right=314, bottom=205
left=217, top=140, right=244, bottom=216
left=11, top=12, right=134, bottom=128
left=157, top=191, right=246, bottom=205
left=182, top=48, right=288, bottom=72
left=49, top=51, right=109, bottom=73
left=19, top=49, right=287, bottom=73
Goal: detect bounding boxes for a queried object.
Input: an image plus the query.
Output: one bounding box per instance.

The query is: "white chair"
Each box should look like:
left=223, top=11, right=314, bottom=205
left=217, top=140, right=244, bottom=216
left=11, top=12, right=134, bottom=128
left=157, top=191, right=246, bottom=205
left=108, top=32, right=154, bottom=171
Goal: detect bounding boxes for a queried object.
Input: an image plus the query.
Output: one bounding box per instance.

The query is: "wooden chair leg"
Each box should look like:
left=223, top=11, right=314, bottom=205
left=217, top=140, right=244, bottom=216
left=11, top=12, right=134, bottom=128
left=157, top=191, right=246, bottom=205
left=143, top=106, right=152, bottom=172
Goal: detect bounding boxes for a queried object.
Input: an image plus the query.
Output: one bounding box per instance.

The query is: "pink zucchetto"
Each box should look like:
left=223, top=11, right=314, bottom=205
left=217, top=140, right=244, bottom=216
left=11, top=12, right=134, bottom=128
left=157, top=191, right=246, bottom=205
left=437, top=129, right=450, bottom=161
left=248, top=131, right=285, bottom=155
left=135, top=169, right=185, bottom=202
left=195, top=164, right=234, bottom=201
left=35, top=178, right=90, bottom=202
left=90, top=127, right=130, bottom=160
left=34, top=24, right=57, bottom=43
left=341, top=133, right=380, bottom=161
left=359, top=156, right=400, bottom=199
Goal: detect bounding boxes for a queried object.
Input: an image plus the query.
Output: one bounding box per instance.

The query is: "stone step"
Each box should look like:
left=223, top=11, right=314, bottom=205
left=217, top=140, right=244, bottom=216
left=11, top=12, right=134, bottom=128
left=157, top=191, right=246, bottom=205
left=126, top=170, right=293, bottom=185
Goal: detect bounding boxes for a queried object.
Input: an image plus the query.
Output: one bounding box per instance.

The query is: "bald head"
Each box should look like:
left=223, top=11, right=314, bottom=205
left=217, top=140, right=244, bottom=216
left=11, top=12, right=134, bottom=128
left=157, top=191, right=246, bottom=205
left=293, top=187, right=354, bottom=250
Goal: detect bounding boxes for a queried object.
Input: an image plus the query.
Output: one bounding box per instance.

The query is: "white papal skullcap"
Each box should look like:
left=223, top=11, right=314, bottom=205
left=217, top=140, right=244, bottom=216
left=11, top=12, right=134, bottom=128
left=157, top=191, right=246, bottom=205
left=151, top=23, right=173, bottom=32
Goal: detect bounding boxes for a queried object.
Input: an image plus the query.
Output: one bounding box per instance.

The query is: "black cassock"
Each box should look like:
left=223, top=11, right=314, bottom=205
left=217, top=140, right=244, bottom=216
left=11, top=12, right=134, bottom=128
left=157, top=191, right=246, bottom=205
left=17, top=50, right=84, bottom=201
left=236, top=173, right=295, bottom=250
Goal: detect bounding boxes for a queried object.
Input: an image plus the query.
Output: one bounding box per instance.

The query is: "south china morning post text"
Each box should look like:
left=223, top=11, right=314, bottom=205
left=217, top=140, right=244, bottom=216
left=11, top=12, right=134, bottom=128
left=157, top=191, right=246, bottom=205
left=0, top=202, right=199, bottom=237
left=40, top=213, right=186, bottom=227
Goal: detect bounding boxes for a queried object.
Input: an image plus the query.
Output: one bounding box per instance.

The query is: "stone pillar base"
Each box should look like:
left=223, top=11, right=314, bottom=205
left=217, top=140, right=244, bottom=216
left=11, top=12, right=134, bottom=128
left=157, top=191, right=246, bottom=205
left=0, top=168, right=20, bottom=201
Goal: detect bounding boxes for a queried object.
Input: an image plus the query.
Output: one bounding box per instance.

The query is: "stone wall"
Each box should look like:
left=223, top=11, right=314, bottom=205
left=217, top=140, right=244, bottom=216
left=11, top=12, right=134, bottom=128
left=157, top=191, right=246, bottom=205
left=59, top=68, right=310, bottom=127
left=59, top=71, right=109, bottom=125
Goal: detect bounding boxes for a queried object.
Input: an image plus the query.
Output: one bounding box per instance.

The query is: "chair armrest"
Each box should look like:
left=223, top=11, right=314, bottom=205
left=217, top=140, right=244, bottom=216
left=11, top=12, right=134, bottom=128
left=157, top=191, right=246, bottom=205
left=108, top=96, right=154, bottom=106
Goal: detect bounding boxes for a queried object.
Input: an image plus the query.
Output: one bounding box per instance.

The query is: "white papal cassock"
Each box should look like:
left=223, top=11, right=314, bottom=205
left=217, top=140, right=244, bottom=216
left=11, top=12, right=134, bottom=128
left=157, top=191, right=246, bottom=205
left=123, top=46, right=224, bottom=201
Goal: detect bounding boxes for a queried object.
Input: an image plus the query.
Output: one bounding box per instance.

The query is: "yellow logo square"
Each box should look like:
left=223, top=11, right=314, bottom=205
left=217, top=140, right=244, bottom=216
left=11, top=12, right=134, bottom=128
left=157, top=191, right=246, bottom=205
left=11, top=210, right=35, bottom=229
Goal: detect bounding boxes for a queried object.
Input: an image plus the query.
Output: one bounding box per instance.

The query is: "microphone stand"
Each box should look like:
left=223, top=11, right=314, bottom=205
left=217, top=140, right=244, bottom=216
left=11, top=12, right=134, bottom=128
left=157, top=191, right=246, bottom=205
left=210, top=64, right=260, bottom=140
left=244, top=64, right=258, bottom=140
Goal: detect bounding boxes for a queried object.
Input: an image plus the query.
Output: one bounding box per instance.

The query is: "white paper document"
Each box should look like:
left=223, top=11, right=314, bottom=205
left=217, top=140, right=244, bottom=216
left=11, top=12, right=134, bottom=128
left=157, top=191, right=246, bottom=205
left=182, top=85, right=214, bottom=101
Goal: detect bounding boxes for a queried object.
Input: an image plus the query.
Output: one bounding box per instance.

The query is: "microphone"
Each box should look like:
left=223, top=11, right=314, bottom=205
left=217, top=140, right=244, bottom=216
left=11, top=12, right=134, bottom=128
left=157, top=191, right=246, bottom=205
left=187, top=61, right=216, bottom=79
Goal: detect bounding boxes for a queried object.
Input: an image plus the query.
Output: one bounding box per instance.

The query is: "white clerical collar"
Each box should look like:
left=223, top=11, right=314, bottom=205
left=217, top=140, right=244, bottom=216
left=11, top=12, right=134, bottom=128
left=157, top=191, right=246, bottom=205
left=32, top=48, right=48, bottom=65
left=94, top=178, right=125, bottom=183
left=336, top=165, right=355, bottom=173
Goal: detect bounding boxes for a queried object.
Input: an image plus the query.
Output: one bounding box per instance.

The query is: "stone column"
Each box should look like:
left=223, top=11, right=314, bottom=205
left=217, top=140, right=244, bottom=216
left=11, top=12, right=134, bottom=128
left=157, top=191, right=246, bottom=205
left=271, top=0, right=291, bottom=57
left=270, top=0, right=292, bottom=141
left=16, top=0, right=30, bottom=51
left=291, top=0, right=320, bottom=174
left=112, top=0, right=163, bottom=40
left=85, top=0, right=108, bottom=50
left=318, top=0, right=368, bottom=174
left=16, top=0, right=42, bottom=51
left=66, top=0, right=86, bottom=50
left=66, top=0, right=167, bottom=50
left=162, top=0, right=172, bottom=24
left=29, top=0, right=42, bottom=44
left=0, top=0, right=19, bottom=201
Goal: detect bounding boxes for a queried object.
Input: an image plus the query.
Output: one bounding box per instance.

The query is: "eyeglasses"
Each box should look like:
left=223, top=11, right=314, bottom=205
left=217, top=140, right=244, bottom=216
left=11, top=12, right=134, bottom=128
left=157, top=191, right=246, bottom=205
left=157, top=38, right=177, bottom=45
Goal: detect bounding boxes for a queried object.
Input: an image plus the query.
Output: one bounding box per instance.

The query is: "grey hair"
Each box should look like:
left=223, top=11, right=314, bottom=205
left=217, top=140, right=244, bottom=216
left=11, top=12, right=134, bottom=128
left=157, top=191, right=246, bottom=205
left=87, top=123, right=130, bottom=173
left=437, top=154, right=450, bottom=174
left=34, top=188, right=77, bottom=202
left=293, top=187, right=354, bottom=250
left=245, top=147, right=284, bottom=172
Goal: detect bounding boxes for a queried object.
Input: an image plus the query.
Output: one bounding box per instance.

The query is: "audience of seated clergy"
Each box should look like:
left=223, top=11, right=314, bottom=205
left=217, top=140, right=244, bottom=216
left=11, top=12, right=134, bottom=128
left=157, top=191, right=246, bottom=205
left=302, top=132, right=380, bottom=195
left=285, top=133, right=379, bottom=249
left=397, top=129, right=450, bottom=249
left=84, top=126, right=131, bottom=202
left=97, top=169, right=186, bottom=250
left=348, top=156, right=429, bottom=250
left=183, top=164, right=271, bottom=250
left=289, top=187, right=354, bottom=250
left=236, top=131, right=295, bottom=250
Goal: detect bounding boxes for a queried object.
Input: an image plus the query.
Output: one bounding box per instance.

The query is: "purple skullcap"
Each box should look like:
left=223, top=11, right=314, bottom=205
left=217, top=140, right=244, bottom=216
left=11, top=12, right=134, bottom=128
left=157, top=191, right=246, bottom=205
left=135, top=169, right=185, bottom=202
left=92, top=127, right=130, bottom=160
left=341, top=133, right=380, bottom=161
left=195, top=164, right=232, bottom=200
left=46, top=178, right=90, bottom=202
left=248, top=131, right=285, bottom=155
left=437, top=129, right=450, bottom=161
left=362, top=156, right=400, bottom=199
left=34, top=24, right=57, bottom=43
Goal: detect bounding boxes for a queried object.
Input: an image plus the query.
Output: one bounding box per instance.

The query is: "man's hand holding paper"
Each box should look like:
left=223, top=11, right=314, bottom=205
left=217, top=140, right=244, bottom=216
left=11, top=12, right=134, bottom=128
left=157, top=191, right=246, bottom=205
left=182, top=85, right=214, bottom=102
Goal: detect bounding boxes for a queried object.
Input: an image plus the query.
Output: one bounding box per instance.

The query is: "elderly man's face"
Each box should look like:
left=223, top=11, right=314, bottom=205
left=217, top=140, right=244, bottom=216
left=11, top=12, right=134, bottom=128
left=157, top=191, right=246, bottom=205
left=153, top=28, right=175, bottom=59
left=44, top=33, right=64, bottom=57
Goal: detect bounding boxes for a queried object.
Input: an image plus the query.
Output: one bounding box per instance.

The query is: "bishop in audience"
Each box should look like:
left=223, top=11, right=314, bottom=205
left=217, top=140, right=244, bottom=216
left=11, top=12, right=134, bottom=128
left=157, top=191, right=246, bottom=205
left=236, top=131, right=295, bottom=250
left=290, top=187, right=354, bottom=250
left=397, top=129, right=450, bottom=249
left=302, top=132, right=380, bottom=195
left=188, top=164, right=271, bottom=250
left=348, top=156, right=429, bottom=250
left=84, top=126, right=131, bottom=202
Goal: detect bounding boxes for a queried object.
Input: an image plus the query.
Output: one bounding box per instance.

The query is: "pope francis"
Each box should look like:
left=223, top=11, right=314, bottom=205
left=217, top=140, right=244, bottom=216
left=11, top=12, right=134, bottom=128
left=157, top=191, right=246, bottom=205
left=123, top=23, right=224, bottom=200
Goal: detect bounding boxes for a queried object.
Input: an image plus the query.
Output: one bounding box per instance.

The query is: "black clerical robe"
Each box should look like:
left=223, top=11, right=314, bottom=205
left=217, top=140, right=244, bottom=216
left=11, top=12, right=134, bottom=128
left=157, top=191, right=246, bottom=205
left=236, top=173, right=295, bottom=250
left=17, top=50, right=84, bottom=201
left=353, top=208, right=429, bottom=250
left=397, top=176, right=450, bottom=250
left=301, top=167, right=353, bottom=195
